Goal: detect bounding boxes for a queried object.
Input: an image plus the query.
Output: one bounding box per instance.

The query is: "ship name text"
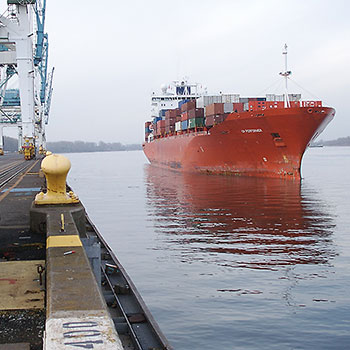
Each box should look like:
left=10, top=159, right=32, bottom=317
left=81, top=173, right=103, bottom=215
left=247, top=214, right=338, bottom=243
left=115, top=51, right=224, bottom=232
left=241, top=128, right=263, bottom=134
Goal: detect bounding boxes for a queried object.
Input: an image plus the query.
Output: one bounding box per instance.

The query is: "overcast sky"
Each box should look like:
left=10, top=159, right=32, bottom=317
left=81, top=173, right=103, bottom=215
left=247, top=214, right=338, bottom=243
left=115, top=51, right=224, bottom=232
left=6, top=0, right=349, bottom=143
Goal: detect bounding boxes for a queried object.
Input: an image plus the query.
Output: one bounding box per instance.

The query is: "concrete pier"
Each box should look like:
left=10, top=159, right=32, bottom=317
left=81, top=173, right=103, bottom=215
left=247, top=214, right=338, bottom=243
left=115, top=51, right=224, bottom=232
left=0, top=154, right=122, bottom=349
left=0, top=153, right=170, bottom=350
left=30, top=203, right=123, bottom=349
left=0, top=155, right=45, bottom=349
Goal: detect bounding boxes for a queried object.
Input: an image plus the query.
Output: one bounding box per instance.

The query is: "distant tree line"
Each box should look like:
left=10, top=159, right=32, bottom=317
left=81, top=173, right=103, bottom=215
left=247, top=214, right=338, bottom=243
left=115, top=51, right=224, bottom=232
left=3, top=135, right=350, bottom=153
left=3, top=136, right=142, bottom=153
left=313, top=136, right=350, bottom=147
left=46, top=140, right=141, bottom=153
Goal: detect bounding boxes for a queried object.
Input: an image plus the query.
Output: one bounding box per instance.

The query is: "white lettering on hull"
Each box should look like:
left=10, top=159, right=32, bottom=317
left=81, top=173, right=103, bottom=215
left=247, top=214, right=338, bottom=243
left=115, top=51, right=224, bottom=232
left=241, top=129, right=263, bottom=134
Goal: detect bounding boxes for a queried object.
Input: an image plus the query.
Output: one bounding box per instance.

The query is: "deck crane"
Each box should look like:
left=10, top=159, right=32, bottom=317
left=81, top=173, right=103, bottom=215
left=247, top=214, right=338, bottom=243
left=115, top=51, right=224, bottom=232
left=33, top=0, right=54, bottom=154
left=0, top=0, right=53, bottom=159
left=44, top=65, right=54, bottom=123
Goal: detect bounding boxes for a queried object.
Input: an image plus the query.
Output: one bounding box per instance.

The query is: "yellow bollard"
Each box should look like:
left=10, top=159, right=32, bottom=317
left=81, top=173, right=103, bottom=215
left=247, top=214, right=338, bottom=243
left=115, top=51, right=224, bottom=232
left=35, top=153, right=79, bottom=205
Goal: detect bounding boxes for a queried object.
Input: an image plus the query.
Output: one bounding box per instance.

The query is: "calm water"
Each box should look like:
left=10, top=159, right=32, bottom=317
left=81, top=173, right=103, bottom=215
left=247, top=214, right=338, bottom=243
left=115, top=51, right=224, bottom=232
left=67, top=147, right=350, bottom=350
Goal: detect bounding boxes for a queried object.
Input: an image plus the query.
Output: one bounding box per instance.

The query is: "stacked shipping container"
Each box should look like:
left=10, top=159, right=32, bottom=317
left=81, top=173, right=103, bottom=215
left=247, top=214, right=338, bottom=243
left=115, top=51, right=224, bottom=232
left=205, top=103, right=229, bottom=127
left=165, top=108, right=181, bottom=134
left=196, top=94, right=240, bottom=108
left=145, top=121, right=152, bottom=141
left=179, top=100, right=205, bottom=132
left=156, top=120, right=165, bottom=136
left=266, top=93, right=302, bottom=102
left=145, top=95, right=322, bottom=140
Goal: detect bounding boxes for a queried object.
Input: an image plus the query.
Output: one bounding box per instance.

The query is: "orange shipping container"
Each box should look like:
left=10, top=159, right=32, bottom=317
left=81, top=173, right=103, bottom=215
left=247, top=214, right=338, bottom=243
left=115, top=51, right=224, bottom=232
left=181, top=100, right=196, bottom=112
left=232, top=103, right=244, bottom=113
left=165, top=108, right=181, bottom=119
left=157, top=120, right=165, bottom=129
left=165, top=117, right=177, bottom=127
left=165, top=125, right=175, bottom=133
left=205, top=114, right=227, bottom=127
left=188, top=108, right=204, bottom=119
left=181, top=112, right=189, bottom=121
left=206, top=103, right=224, bottom=116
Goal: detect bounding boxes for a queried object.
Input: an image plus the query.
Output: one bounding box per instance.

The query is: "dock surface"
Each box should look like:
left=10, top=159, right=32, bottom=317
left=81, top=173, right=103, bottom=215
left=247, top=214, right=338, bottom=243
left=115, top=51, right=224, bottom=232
left=0, top=154, right=122, bottom=349
left=0, top=153, right=170, bottom=350
left=0, top=154, right=45, bottom=349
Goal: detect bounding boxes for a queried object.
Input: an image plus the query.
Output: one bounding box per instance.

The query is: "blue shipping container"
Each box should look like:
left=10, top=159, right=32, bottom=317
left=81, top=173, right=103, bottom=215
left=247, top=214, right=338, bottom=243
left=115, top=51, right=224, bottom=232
left=153, top=116, right=162, bottom=124
left=181, top=120, right=188, bottom=130
left=159, top=109, right=168, bottom=117
left=178, top=99, right=190, bottom=108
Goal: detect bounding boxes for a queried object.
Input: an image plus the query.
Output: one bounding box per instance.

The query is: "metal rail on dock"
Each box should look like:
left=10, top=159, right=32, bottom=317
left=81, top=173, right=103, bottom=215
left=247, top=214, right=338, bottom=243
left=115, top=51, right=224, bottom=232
left=85, top=214, right=172, bottom=350
left=0, top=160, right=35, bottom=189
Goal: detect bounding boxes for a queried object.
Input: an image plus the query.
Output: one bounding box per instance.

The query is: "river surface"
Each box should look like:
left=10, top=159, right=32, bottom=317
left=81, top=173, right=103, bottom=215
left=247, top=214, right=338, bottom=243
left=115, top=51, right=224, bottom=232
left=67, top=147, right=350, bottom=350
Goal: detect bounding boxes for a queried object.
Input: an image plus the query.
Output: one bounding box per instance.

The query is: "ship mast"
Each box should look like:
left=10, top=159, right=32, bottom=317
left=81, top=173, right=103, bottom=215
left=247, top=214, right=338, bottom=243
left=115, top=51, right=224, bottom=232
left=279, top=43, right=292, bottom=108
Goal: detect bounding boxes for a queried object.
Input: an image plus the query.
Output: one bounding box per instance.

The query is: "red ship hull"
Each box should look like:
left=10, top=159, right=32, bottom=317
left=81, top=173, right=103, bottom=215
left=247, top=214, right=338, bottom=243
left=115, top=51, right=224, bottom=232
left=143, top=107, right=335, bottom=180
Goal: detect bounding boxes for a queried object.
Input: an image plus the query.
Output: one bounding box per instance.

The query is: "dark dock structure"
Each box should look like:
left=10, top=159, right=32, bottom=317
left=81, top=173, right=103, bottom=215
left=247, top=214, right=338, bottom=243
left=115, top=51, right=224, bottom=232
left=0, top=153, right=170, bottom=350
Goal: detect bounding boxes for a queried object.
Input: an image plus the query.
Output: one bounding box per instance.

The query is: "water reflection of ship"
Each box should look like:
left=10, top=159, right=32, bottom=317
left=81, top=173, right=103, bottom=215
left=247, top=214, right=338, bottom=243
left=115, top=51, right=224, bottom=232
left=145, top=165, right=336, bottom=269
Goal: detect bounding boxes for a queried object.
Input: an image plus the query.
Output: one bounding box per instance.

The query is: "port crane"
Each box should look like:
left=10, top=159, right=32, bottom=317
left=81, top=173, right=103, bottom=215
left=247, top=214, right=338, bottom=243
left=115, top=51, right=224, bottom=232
left=0, top=0, right=53, bottom=159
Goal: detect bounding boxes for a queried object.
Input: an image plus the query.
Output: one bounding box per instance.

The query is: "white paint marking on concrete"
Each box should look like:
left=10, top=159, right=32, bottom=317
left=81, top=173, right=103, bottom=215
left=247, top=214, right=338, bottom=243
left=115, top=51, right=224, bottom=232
left=45, top=315, right=123, bottom=350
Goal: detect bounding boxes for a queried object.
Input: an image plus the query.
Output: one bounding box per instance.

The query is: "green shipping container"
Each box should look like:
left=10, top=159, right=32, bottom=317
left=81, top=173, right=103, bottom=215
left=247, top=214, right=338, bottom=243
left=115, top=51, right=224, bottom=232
left=188, top=117, right=205, bottom=129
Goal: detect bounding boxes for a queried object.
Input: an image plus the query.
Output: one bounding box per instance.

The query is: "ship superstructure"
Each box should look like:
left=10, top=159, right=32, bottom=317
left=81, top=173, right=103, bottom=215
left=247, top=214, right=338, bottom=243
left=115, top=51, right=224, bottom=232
left=150, top=79, right=205, bottom=122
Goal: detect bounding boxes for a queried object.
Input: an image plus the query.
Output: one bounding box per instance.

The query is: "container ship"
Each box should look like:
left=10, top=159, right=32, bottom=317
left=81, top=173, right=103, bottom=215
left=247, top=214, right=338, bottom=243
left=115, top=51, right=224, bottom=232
left=143, top=49, right=335, bottom=180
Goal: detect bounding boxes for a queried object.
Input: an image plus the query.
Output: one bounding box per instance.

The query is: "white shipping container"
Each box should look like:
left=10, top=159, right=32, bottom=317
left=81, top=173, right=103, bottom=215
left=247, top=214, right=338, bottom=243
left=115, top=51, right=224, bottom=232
left=213, top=95, right=222, bottom=103
left=196, top=97, right=204, bottom=108
left=205, top=96, right=214, bottom=106
left=266, top=94, right=276, bottom=101
left=222, top=94, right=240, bottom=103
left=211, top=96, right=222, bottom=105
left=221, top=95, right=230, bottom=103
left=175, top=121, right=182, bottom=131
left=289, top=94, right=301, bottom=101
left=233, top=94, right=240, bottom=103
left=266, top=94, right=300, bottom=102
left=266, top=94, right=284, bottom=102
left=197, top=95, right=222, bottom=108
left=223, top=103, right=234, bottom=113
